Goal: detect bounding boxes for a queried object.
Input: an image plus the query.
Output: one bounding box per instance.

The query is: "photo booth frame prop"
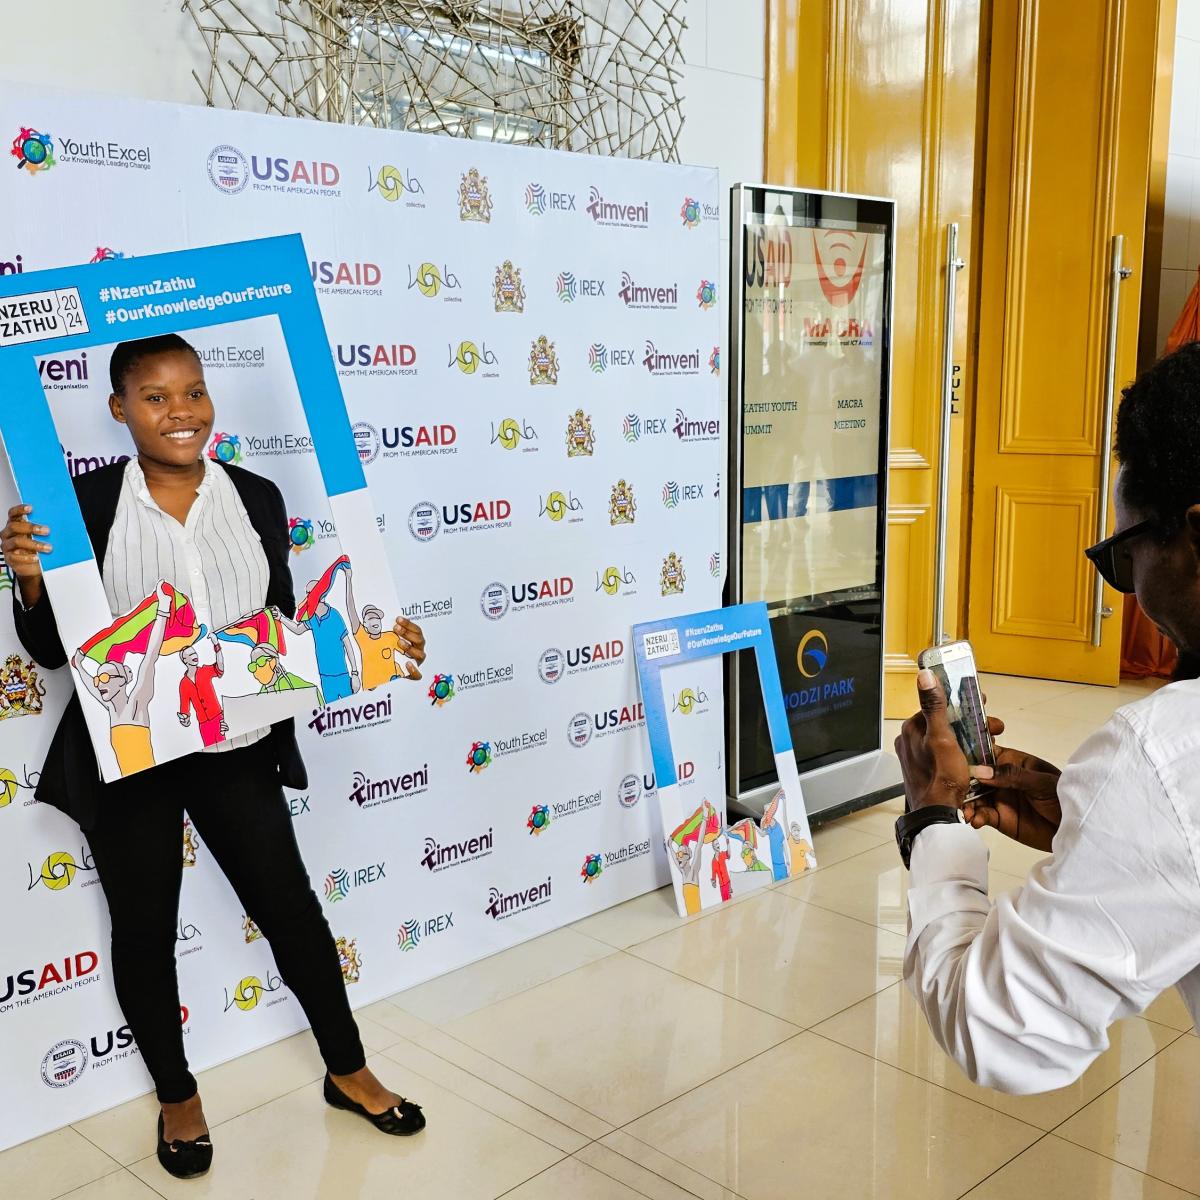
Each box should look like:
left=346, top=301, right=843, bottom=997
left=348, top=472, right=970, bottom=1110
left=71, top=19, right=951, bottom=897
left=0, top=235, right=398, bottom=780
left=633, top=601, right=816, bottom=917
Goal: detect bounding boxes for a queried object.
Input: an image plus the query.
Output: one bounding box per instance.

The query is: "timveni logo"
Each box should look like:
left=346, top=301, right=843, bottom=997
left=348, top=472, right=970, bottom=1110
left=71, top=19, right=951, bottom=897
left=618, top=271, right=677, bottom=310
left=644, top=341, right=701, bottom=376
left=420, top=828, right=494, bottom=873
left=348, top=764, right=429, bottom=809
left=586, top=186, right=649, bottom=228
left=307, top=693, right=392, bottom=737
left=485, top=877, right=553, bottom=920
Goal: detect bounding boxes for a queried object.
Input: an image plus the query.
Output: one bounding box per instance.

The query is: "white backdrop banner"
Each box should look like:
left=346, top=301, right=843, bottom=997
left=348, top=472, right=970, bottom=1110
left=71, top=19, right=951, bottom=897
left=0, top=84, right=722, bottom=1148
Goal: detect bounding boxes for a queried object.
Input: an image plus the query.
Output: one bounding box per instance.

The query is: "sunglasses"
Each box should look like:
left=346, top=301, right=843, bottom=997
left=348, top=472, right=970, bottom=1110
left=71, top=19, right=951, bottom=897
left=247, top=657, right=276, bottom=672
left=1084, top=519, right=1154, bottom=594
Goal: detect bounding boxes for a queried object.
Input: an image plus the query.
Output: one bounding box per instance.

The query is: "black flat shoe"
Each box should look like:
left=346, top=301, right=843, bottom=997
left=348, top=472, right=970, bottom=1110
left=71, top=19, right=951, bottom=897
left=323, top=1073, right=426, bottom=1136
left=156, top=1111, right=213, bottom=1179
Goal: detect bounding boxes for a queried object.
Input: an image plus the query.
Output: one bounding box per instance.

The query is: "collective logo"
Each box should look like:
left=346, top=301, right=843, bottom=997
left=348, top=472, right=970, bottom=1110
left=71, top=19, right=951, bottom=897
left=337, top=937, right=362, bottom=985
left=409, top=261, right=461, bottom=301
left=12, top=128, right=55, bottom=175
left=485, top=877, right=553, bottom=920
left=288, top=518, right=315, bottom=553
left=493, top=260, right=526, bottom=312
left=41, top=1040, right=87, bottom=1088
left=428, top=673, right=455, bottom=706
left=335, top=342, right=417, bottom=377
left=491, top=417, right=538, bottom=452
left=525, top=182, right=575, bottom=214
left=618, top=271, right=677, bottom=309
left=369, top=163, right=425, bottom=205
left=565, top=409, right=595, bottom=457
left=466, top=741, right=492, bottom=774
left=0, top=763, right=40, bottom=804
left=813, top=229, right=870, bottom=308
left=539, top=490, right=583, bottom=523
left=397, top=912, right=454, bottom=952
left=176, top=917, right=203, bottom=957
left=644, top=341, right=701, bottom=376
left=207, top=145, right=248, bottom=193
left=528, top=335, right=559, bottom=385
left=609, top=479, right=637, bottom=525
left=595, top=565, right=637, bottom=597
left=323, top=861, right=386, bottom=904
left=797, top=629, right=829, bottom=678
left=696, top=279, right=717, bottom=310
left=586, top=185, right=649, bottom=228
left=348, top=763, right=430, bottom=809
left=709, top=346, right=721, bottom=375
left=580, top=853, right=603, bottom=884
left=588, top=343, right=608, bottom=374
left=673, top=407, right=721, bottom=442
left=88, top=247, right=125, bottom=263
left=420, top=828, right=494, bottom=873
left=311, top=259, right=383, bottom=296
left=661, top=552, right=686, bottom=595
left=1, top=950, right=101, bottom=1012
left=0, top=252, right=24, bottom=275
left=448, top=340, right=499, bottom=376
left=527, top=805, right=551, bottom=835
left=459, top=167, right=494, bottom=221
left=672, top=686, right=711, bottom=716
left=208, top=431, right=243, bottom=465
left=26, top=848, right=97, bottom=892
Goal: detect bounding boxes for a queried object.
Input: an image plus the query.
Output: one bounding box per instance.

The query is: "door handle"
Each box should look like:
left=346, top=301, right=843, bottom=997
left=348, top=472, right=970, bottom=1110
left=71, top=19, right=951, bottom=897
left=932, top=223, right=965, bottom=646
left=1093, top=234, right=1133, bottom=646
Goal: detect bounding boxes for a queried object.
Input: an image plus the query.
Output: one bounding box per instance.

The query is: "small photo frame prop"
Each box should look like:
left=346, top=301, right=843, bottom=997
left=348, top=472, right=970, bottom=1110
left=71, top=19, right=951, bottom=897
left=0, top=235, right=402, bottom=781
left=633, top=601, right=817, bottom=917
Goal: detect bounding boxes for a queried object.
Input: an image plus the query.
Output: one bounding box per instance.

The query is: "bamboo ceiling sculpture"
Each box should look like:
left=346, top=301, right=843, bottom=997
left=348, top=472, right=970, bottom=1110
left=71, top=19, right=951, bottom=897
left=183, top=0, right=686, bottom=160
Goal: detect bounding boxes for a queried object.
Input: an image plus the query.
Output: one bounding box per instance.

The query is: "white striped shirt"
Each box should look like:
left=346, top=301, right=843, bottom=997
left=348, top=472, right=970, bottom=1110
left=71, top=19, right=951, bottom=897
left=101, top=457, right=270, bottom=752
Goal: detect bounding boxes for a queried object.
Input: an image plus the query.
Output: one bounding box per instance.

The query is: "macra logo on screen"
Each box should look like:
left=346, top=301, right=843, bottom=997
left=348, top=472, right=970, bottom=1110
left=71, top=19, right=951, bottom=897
left=812, top=229, right=869, bottom=308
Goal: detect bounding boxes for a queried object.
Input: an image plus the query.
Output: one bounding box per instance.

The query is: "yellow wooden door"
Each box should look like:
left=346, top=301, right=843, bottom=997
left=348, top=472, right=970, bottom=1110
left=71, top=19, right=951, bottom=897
left=766, top=0, right=985, bottom=715
left=967, top=0, right=1161, bottom=683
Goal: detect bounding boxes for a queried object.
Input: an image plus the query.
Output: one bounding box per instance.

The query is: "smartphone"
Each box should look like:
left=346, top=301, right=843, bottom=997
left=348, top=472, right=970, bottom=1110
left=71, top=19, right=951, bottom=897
left=916, top=640, right=996, bottom=769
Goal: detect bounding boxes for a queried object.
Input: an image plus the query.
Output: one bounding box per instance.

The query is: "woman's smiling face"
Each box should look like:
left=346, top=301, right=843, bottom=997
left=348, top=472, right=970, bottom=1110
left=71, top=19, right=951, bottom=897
left=108, top=349, right=214, bottom=468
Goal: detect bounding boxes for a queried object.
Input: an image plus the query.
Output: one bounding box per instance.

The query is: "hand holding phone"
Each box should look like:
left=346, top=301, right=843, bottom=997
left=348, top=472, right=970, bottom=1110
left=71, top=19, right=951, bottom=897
left=915, top=640, right=995, bottom=769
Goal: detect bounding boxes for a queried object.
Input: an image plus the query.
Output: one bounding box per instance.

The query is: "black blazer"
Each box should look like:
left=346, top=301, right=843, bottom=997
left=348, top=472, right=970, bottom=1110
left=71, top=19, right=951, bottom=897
left=13, top=460, right=308, bottom=830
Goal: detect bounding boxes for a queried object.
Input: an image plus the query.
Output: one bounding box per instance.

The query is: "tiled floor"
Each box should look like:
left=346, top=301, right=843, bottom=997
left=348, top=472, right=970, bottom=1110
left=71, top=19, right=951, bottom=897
left=6, top=673, right=1194, bottom=1199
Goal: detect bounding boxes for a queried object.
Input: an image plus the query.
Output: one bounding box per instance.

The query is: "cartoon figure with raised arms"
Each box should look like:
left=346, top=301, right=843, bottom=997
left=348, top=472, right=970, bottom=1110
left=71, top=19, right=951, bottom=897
left=73, top=581, right=203, bottom=776
left=178, top=635, right=227, bottom=747
left=668, top=799, right=721, bottom=915
left=710, top=834, right=733, bottom=901
left=761, top=792, right=791, bottom=881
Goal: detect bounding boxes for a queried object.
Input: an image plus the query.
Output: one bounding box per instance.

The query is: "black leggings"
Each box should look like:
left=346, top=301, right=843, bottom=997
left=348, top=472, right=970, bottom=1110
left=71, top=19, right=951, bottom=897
left=86, top=739, right=365, bottom=1103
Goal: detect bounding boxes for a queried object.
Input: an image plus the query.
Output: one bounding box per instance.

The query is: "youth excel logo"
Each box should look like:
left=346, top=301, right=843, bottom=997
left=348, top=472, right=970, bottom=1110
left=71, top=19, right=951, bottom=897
left=580, top=853, right=603, bottom=884
left=466, top=741, right=493, bottom=774
left=208, top=431, right=243, bottom=465
left=88, top=247, right=126, bottom=264
left=527, top=805, right=551, bottom=835
left=812, top=229, right=870, bottom=308
left=288, top=518, right=315, bottom=553
left=680, top=196, right=701, bottom=228
left=797, top=630, right=830, bottom=678
left=12, top=128, right=55, bottom=175
left=428, top=673, right=455, bottom=707
left=696, top=280, right=717, bottom=310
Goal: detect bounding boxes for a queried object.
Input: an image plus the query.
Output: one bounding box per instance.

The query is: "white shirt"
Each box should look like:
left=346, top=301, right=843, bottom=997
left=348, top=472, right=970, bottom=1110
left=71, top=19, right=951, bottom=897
left=905, top=679, right=1200, bottom=1094
left=101, top=457, right=270, bottom=752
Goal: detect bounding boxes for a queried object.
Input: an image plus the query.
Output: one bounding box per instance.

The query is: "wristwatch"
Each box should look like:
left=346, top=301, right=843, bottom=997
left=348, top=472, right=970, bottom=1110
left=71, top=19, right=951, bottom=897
left=895, top=805, right=962, bottom=869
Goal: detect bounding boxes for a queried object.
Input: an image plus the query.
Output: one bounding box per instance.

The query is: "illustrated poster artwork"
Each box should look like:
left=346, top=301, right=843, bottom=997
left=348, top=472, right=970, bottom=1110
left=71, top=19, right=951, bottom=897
left=633, top=602, right=817, bottom=917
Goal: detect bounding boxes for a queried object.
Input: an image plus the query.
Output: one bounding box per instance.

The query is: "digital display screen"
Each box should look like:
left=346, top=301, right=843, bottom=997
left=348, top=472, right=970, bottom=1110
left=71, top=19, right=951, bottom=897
left=732, top=189, right=893, bottom=793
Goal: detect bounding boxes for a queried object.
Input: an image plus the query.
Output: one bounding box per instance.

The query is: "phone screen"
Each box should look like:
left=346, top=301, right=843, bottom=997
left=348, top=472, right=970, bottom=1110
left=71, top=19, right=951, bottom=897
left=921, top=643, right=995, bottom=767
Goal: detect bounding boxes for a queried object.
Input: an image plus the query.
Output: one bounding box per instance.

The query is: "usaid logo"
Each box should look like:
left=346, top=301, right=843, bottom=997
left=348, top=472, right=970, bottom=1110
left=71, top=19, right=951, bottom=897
left=207, top=145, right=248, bottom=193
left=311, top=260, right=382, bottom=296
left=538, top=639, right=624, bottom=684
left=482, top=577, right=575, bottom=619
left=335, top=343, right=417, bottom=377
